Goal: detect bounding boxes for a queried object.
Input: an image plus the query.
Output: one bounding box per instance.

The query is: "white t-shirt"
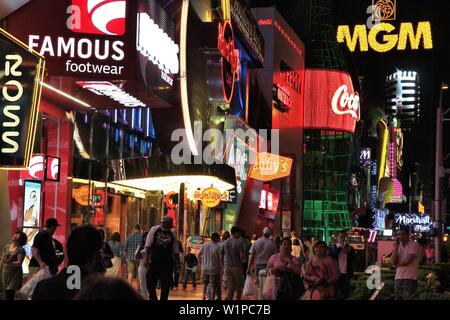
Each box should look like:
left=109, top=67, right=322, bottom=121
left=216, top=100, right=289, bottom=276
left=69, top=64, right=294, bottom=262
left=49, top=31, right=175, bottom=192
left=395, top=240, right=422, bottom=280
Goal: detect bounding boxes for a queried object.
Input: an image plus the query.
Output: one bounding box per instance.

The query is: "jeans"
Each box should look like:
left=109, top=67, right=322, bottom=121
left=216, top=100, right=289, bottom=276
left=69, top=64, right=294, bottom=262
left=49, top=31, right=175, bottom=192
left=395, top=279, right=418, bottom=300
left=183, top=269, right=197, bottom=288
left=147, top=263, right=172, bottom=300
left=255, top=264, right=267, bottom=283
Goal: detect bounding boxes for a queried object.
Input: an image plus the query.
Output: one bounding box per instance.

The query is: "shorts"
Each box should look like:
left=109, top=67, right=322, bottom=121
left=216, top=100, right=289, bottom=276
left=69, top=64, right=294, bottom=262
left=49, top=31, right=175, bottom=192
left=126, top=260, right=139, bottom=278
left=202, top=273, right=220, bottom=287
left=223, top=266, right=244, bottom=291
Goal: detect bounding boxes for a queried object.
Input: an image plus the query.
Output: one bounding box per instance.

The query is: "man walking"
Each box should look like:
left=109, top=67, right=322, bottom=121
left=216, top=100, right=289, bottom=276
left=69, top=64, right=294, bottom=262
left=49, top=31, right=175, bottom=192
left=220, top=226, right=245, bottom=300
left=124, top=224, right=142, bottom=290
left=199, top=232, right=221, bottom=300
left=29, top=218, right=60, bottom=276
left=144, top=216, right=179, bottom=300
left=329, top=230, right=355, bottom=299
left=247, top=227, right=276, bottom=283
left=391, top=228, right=422, bottom=300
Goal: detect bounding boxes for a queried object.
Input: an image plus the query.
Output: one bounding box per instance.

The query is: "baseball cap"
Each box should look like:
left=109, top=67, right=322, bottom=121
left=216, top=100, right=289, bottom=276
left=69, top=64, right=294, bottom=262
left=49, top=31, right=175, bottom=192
left=45, top=218, right=61, bottom=228
left=263, top=227, right=271, bottom=236
left=161, top=216, right=173, bottom=223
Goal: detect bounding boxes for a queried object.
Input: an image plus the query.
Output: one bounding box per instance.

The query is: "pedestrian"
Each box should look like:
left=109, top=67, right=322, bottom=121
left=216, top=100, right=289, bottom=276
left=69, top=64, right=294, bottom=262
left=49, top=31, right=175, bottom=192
left=247, top=227, right=276, bottom=283
left=143, top=216, right=179, bottom=300
left=391, top=228, right=422, bottom=300
left=136, top=231, right=149, bottom=298
left=124, top=224, right=142, bottom=290
left=220, top=226, right=245, bottom=300
left=97, top=227, right=114, bottom=273
left=73, top=275, right=143, bottom=300
left=1, top=231, right=27, bottom=300
left=290, top=230, right=299, bottom=242
left=328, top=231, right=355, bottom=300
left=304, top=240, right=340, bottom=299
left=32, top=224, right=105, bottom=300
left=424, top=244, right=435, bottom=264
left=222, top=231, right=231, bottom=242
left=199, top=232, right=221, bottom=300
left=267, top=237, right=303, bottom=300
left=182, top=246, right=198, bottom=290
left=241, top=231, right=251, bottom=279
left=251, top=234, right=258, bottom=245
left=274, top=236, right=282, bottom=252
left=106, top=232, right=123, bottom=277
left=305, top=237, right=316, bottom=260
left=172, top=240, right=184, bottom=291
left=29, top=218, right=60, bottom=276
left=292, top=239, right=301, bottom=258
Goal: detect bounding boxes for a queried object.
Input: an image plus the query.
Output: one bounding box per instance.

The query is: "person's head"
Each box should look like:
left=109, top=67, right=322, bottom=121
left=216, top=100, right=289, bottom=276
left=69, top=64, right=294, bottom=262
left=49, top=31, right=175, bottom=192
left=280, top=237, right=292, bottom=255
left=293, top=239, right=300, bottom=246
left=141, top=231, right=149, bottom=247
left=29, top=190, right=37, bottom=206
left=397, top=228, right=410, bottom=245
left=67, top=225, right=104, bottom=274
left=134, top=224, right=141, bottom=233
left=13, top=231, right=27, bottom=246
left=111, top=232, right=120, bottom=243
left=97, top=227, right=106, bottom=241
left=211, top=232, right=220, bottom=243
left=44, top=218, right=61, bottom=235
left=337, top=231, right=347, bottom=244
left=73, top=275, right=143, bottom=300
left=290, top=230, right=298, bottom=238
left=230, top=226, right=241, bottom=238
left=263, top=227, right=272, bottom=238
left=222, top=231, right=231, bottom=241
left=252, top=234, right=258, bottom=241
left=161, top=216, right=174, bottom=230
left=313, top=240, right=328, bottom=257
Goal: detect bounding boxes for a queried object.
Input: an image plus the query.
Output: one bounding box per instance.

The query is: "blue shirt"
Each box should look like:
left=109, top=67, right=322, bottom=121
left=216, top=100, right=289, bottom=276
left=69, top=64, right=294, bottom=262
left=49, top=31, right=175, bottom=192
left=124, top=232, right=142, bottom=261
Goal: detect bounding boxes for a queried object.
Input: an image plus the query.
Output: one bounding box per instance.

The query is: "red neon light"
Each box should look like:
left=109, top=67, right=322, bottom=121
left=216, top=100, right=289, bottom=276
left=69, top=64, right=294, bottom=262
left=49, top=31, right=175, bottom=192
left=218, top=20, right=240, bottom=104
left=258, top=19, right=272, bottom=26
left=273, top=21, right=302, bottom=57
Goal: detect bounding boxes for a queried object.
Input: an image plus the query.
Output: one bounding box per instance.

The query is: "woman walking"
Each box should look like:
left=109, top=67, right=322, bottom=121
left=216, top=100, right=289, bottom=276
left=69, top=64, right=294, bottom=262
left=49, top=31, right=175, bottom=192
left=106, top=232, right=123, bottom=277
left=1, top=231, right=27, bottom=300
left=267, top=237, right=303, bottom=300
left=136, top=231, right=149, bottom=298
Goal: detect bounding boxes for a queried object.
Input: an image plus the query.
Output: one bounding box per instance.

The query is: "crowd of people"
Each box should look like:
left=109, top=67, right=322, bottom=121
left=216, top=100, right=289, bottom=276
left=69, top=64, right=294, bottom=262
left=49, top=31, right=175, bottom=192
left=0, top=215, right=435, bottom=301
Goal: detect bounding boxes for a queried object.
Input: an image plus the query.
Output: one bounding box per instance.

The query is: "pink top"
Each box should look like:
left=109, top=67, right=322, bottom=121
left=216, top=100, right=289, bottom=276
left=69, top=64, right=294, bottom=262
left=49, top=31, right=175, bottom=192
left=267, top=253, right=301, bottom=274
left=305, top=256, right=340, bottom=297
left=395, top=240, right=422, bottom=280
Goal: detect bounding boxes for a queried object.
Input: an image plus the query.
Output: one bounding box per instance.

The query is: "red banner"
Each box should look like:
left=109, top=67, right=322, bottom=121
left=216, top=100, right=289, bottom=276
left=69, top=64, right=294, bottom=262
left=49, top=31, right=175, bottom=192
left=304, top=69, right=359, bottom=133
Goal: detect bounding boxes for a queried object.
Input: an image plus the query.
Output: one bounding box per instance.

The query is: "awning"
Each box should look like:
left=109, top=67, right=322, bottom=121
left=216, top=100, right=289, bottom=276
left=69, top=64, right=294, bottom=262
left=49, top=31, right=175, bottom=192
left=109, top=157, right=236, bottom=194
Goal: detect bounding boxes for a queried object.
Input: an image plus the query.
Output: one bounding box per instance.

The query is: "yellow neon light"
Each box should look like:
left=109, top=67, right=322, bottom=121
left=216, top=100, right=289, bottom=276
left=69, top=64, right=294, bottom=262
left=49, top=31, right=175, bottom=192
left=41, top=82, right=93, bottom=109
left=0, top=27, right=45, bottom=170
left=377, top=119, right=389, bottom=186
left=221, top=0, right=231, bottom=21
left=180, top=0, right=199, bottom=156
left=337, top=22, right=433, bottom=52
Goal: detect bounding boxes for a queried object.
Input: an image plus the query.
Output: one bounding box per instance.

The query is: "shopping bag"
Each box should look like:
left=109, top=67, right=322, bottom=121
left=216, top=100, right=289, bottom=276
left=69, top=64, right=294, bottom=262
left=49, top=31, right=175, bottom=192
left=262, top=272, right=277, bottom=300
left=19, top=267, right=52, bottom=299
left=243, top=275, right=256, bottom=296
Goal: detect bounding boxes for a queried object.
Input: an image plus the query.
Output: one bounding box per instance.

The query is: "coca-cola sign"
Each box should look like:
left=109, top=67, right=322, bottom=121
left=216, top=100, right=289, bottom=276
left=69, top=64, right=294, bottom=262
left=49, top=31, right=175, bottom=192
left=331, top=85, right=360, bottom=120
left=304, top=69, right=360, bottom=133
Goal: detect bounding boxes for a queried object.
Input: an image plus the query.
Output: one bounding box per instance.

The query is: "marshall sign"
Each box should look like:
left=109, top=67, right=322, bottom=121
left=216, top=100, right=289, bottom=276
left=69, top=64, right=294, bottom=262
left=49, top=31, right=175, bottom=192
left=0, top=28, right=45, bottom=168
left=394, top=213, right=432, bottom=233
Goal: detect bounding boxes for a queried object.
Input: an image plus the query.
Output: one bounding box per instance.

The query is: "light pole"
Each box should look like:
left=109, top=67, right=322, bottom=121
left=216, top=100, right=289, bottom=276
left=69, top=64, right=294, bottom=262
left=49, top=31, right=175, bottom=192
left=434, top=83, right=448, bottom=263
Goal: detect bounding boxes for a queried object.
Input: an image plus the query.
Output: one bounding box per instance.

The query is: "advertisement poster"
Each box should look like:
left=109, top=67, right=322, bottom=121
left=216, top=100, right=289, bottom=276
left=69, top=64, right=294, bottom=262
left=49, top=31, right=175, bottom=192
left=282, top=211, right=291, bottom=230
left=22, top=180, right=42, bottom=273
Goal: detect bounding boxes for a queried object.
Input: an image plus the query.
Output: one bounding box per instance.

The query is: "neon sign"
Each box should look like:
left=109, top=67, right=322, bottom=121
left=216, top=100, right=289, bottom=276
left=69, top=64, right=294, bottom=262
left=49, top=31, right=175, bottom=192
left=249, top=153, right=293, bottom=182
left=273, top=84, right=291, bottom=113
left=280, top=60, right=301, bottom=93
left=218, top=20, right=240, bottom=104
left=337, top=22, right=433, bottom=53
left=394, top=213, right=432, bottom=232
left=136, top=12, right=179, bottom=86
left=77, top=81, right=145, bottom=107
left=331, top=85, right=360, bottom=120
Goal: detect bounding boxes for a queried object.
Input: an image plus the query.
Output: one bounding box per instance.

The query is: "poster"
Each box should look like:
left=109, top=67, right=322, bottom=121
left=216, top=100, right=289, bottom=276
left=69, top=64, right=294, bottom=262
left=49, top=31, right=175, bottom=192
left=282, top=211, right=291, bottom=230
left=23, top=181, right=41, bottom=230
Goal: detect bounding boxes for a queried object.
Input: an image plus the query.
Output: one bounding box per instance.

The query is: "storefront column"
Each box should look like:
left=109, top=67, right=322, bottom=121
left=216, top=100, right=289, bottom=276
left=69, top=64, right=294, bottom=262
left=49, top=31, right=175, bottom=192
left=0, top=171, right=12, bottom=248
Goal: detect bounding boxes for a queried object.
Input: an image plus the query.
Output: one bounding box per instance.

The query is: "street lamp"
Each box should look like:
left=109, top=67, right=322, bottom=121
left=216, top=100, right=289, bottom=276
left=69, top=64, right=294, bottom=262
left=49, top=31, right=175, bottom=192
left=434, top=82, right=448, bottom=263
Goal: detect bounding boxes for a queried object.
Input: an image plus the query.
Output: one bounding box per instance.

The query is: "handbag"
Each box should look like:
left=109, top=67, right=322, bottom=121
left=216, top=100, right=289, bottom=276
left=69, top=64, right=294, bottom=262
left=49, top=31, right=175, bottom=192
left=19, top=267, right=52, bottom=299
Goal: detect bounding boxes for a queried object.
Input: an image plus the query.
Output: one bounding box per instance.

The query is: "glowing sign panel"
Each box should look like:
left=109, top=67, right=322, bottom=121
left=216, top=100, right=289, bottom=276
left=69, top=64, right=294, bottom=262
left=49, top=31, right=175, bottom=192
left=218, top=20, right=240, bottom=104
left=77, top=81, right=145, bottom=107
left=249, top=153, right=293, bottom=182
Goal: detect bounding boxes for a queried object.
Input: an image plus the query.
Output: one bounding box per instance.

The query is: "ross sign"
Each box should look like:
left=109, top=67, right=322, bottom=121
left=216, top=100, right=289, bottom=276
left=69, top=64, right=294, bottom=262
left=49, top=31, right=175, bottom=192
left=218, top=20, right=240, bottom=104
left=304, top=69, right=359, bottom=133
left=331, top=85, right=360, bottom=120
left=0, top=28, right=45, bottom=168
left=249, top=152, right=293, bottom=182
left=198, top=187, right=222, bottom=208
left=337, top=22, right=433, bottom=53
left=230, top=0, right=264, bottom=64
left=77, top=81, right=145, bottom=107
left=394, top=213, right=432, bottom=232
left=136, top=12, right=179, bottom=86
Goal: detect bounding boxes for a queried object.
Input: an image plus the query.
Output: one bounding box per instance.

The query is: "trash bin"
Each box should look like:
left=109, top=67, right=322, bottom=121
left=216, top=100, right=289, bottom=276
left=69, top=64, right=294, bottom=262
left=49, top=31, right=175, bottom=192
left=258, top=269, right=267, bottom=300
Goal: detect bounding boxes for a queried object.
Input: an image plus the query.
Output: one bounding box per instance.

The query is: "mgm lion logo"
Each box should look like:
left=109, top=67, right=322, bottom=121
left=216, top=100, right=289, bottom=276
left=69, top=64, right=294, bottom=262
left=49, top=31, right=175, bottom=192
left=372, top=0, right=396, bottom=21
